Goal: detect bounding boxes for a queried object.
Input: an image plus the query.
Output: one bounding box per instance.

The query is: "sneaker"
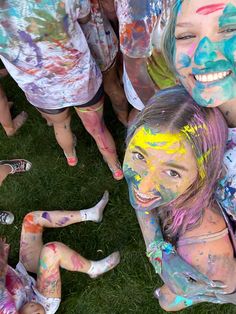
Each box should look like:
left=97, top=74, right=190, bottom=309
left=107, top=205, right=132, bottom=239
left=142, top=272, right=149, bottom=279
left=0, top=211, right=14, bottom=224
left=0, top=159, right=32, bottom=174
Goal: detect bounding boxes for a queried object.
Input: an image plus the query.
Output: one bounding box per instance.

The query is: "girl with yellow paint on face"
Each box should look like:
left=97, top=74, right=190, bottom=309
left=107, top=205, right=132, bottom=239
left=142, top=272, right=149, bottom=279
left=123, top=86, right=236, bottom=310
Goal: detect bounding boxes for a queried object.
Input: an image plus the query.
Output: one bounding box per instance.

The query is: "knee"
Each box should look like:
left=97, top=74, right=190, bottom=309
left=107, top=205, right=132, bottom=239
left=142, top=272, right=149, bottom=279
left=83, top=118, right=104, bottom=136
left=23, top=212, right=42, bottom=233
left=40, top=242, right=61, bottom=262
left=42, top=242, right=63, bottom=257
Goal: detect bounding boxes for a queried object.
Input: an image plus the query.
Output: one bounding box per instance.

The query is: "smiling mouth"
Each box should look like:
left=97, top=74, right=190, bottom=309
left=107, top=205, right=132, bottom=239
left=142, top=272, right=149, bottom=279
left=133, top=187, right=162, bottom=206
left=194, top=70, right=231, bottom=83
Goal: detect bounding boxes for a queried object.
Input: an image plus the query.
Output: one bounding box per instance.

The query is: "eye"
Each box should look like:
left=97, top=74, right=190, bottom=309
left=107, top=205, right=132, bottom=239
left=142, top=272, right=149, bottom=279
left=219, top=27, right=236, bottom=34
left=175, top=34, right=196, bottom=40
left=166, top=169, right=181, bottom=178
left=132, top=151, right=145, bottom=161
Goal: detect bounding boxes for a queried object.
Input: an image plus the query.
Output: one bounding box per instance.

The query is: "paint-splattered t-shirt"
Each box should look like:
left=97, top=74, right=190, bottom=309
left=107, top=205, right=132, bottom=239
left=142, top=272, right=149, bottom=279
left=4, top=263, right=60, bottom=313
left=115, top=0, right=162, bottom=58
left=0, top=0, right=102, bottom=109
left=80, top=0, right=118, bottom=72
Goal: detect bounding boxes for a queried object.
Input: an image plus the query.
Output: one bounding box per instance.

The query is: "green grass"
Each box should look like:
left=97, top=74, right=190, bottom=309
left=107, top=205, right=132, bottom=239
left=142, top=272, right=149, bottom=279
left=0, top=76, right=235, bottom=314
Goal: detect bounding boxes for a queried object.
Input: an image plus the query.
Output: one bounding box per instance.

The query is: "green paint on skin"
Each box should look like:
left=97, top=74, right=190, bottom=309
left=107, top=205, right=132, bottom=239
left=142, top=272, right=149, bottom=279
left=39, top=258, right=47, bottom=270
left=159, top=184, right=178, bottom=204
left=219, top=3, right=236, bottom=28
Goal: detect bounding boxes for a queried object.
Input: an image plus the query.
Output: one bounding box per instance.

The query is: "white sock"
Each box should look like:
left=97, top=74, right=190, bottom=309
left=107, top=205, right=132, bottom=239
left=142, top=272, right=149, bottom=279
left=80, top=191, right=109, bottom=222
left=87, top=251, right=120, bottom=278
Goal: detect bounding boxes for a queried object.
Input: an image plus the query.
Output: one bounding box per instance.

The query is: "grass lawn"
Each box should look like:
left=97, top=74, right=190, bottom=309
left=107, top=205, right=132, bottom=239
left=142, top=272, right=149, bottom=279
left=0, top=76, right=235, bottom=314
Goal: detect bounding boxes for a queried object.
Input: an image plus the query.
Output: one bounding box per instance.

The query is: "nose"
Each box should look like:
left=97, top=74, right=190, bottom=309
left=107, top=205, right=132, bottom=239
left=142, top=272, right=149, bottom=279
left=194, top=37, right=217, bottom=66
left=138, top=172, right=158, bottom=194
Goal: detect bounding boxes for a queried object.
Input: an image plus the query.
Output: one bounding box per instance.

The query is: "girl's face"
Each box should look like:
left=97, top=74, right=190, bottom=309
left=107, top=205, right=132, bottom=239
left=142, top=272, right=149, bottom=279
left=123, top=126, right=198, bottom=211
left=174, top=0, right=236, bottom=107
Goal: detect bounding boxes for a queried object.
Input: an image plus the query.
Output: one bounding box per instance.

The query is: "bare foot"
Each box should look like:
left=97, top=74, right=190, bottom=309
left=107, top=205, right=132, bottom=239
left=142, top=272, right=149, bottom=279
left=6, top=111, right=28, bottom=136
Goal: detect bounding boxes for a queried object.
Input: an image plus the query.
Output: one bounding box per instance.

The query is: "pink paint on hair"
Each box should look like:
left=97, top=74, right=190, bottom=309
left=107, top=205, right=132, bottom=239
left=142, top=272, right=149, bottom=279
left=196, top=4, right=225, bottom=15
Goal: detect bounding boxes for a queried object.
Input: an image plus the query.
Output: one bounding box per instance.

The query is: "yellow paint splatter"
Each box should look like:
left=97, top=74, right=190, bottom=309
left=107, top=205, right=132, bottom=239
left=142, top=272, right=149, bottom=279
left=181, top=123, right=207, bottom=139
left=130, top=127, right=186, bottom=155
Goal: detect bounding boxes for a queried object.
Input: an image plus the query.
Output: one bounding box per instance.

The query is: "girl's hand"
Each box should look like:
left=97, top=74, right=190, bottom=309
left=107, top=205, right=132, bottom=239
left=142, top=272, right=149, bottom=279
left=161, top=248, right=226, bottom=297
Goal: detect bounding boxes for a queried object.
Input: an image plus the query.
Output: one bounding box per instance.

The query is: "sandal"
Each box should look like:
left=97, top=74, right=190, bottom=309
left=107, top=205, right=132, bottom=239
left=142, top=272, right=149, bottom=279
left=64, top=134, right=78, bottom=166
left=106, top=160, right=124, bottom=181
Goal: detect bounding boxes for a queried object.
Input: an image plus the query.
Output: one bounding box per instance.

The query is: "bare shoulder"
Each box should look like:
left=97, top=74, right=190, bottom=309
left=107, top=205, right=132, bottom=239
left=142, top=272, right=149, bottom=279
left=177, top=207, right=236, bottom=293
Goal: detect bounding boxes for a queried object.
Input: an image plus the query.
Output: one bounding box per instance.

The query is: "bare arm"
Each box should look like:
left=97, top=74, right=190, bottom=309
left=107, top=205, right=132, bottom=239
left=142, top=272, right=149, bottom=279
left=124, top=55, right=157, bottom=105
left=157, top=209, right=236, bottom=311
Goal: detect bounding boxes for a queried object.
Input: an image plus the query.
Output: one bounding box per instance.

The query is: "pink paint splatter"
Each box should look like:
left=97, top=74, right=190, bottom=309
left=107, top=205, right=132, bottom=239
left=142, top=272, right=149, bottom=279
left=196, top=4, right=225, bottom=15
left=187, top=43, right=196, bottom=56
left=47, top=243, right=57, bottom=254
left=71, top=254, right=85, bottom=270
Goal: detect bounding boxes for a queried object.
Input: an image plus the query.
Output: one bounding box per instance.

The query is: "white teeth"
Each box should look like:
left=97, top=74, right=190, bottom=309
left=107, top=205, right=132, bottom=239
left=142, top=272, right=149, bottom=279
left=134, top=189, right=160, bottom=201
left=195, top=71, right=230, bottom=83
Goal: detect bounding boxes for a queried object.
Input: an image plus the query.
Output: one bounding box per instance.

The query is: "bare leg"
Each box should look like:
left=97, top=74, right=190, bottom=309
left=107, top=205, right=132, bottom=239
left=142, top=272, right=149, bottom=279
left=0, top=165, right=11, bottom=186
left=36, top=242, right=120, bottom=298
left=0, top=68, right=8, bottom=77
left=39, top=109, right=77, bottom=166
left=103, top=62, right=129, bottom=126
left=20, top=206, right=120, bottom=299
left=19, top=192, right=109, bottom=272
left=0, top=85, right=27, bottom=136
left=75, top=100, right=123, bottom=180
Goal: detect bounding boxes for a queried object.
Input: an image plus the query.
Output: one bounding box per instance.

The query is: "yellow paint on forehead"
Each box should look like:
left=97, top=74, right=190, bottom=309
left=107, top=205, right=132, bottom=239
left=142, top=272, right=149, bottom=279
left=129, top=126, right=187, bottom=155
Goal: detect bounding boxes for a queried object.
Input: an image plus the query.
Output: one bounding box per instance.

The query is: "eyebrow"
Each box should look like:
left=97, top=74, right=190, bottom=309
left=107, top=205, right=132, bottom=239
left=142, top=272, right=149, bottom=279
left=175, top=22, right=194, bottom=28
left=163, top=162, right=189, bottom=171
left=134, top=146, right=148, bottom=157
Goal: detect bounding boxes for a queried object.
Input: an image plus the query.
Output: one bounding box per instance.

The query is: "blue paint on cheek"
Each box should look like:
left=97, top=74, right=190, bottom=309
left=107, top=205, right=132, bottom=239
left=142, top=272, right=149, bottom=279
left=224, top=35, right=236, bottom=68
left=179, top=53, right=191, bottom=68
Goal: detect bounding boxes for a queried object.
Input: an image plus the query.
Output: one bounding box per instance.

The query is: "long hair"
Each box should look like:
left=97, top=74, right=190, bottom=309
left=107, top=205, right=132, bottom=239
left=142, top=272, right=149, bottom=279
left=127, top=86, right=228, bottom=241
left=162, top=0, right=184, bottom=75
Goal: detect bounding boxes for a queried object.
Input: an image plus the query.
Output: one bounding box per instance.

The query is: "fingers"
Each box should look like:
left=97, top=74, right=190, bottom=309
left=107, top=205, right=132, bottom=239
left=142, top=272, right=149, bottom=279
left=216, top=293, right=236, bottom=305
left=183, top=269, right=214, bottom=286
left=191, top=295, right=226, bottom=304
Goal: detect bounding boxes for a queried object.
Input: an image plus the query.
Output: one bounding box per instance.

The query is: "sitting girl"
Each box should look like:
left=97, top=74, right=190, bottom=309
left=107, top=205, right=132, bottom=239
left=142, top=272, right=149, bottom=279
left=0, top=191, right=120, bottom=314
left=123, top=86, right=236, bottom=311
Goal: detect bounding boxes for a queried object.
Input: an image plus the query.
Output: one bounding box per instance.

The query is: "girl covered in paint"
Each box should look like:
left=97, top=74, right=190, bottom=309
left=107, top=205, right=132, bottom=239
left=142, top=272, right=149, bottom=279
left=133, top=0, right=236, bottom=298
left=80, top=0, right=129, bottom=126
left=0, top=1, right=123, bottom=180
left=0, top=191, right=120, bottom=314
left=123, top=86, right=236, bottom=310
